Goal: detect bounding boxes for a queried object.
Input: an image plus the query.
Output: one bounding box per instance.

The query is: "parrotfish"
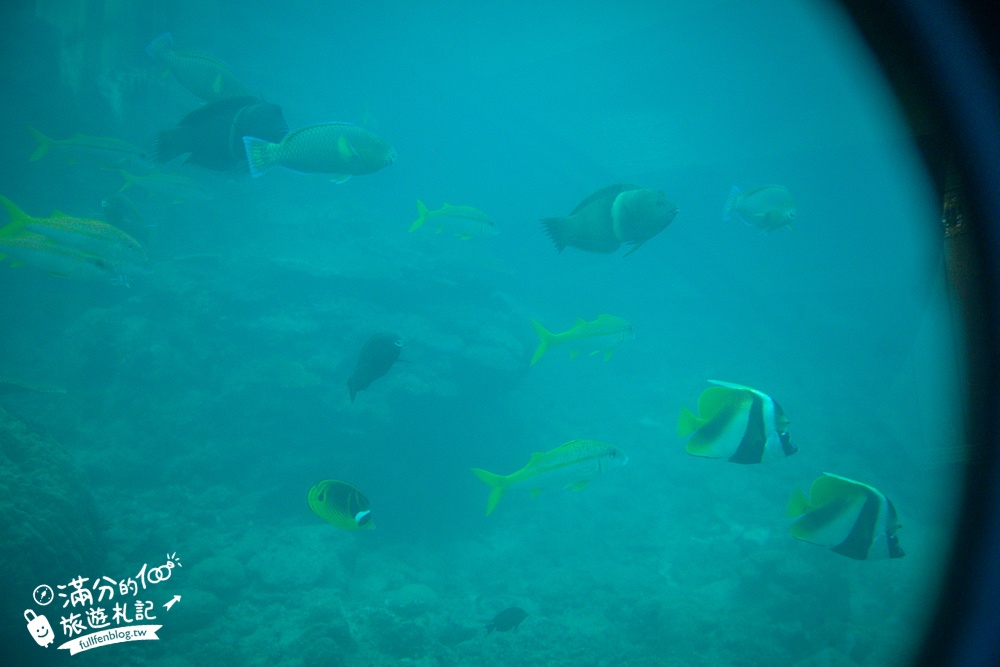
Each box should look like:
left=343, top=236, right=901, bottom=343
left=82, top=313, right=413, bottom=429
left=530, top=314, right=633, bottom=365
left=787, top=473, right=904, bottom=560
left=308, top=479, right=373, bottom=530
left=155, top=96, right=288, bottom=172
left=243, top=122, right=396, bottom=181
left=145, top=33, right=250, bottom=102
left=409, top=200, right=497, bottom=239
left=472, top=439, right=627, bottom=515
left=347, top=333, right=403, bottom=402
left=723, top=185, right=797, bottom=232
left=678, top=380, right=796, bottom=464
left=542, top=184, right=677, bottom=256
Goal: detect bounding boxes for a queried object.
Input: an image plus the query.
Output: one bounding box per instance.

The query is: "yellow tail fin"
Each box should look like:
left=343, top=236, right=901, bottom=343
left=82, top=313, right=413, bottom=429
left=0, top=196, right=31, bottom=237
left=530, top=319, right=555, bottom=365
left=472, top=468, right=508, bottom=516
left=409, top=200, right=429, bottom=232
left=26, top=126, right=52, bottom=162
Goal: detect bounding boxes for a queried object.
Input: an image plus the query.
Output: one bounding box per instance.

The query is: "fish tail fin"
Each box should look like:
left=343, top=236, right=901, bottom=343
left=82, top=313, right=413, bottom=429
left=786, top=487, right=813, bottom=518
left=0, top=196, right=31, bottom=237
left=677, top=406, right=704, bottom=437
left=145, top=32, right=173, bottom=59
left=409, top=200, right=429, bottom=232
left=26, top=126, right=52, bottom=162
left=472, top=468, right=508, bottom=516
left=723, top=186, right=741, bottom=221
left=115, top=169, right=137, bottom=193
left=530, top=319, right=555, bottom=365
left=243, top=136, right=274, bottom=178
left=540, top=217, right=568, bottom=253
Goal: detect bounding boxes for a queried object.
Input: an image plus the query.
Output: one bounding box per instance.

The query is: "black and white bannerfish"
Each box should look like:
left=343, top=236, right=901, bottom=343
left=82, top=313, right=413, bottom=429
left=786, top=473, right=905, bottom=560
left=677, top=380, right=796, bottom=464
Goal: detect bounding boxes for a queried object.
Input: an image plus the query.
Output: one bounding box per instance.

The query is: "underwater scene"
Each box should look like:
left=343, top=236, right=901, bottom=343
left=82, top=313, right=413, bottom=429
left=0, top=1, right=967, bottom=665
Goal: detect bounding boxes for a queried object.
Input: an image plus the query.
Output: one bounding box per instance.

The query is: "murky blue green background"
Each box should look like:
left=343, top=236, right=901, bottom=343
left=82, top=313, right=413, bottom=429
left=0, top=1, right=964, bottom=665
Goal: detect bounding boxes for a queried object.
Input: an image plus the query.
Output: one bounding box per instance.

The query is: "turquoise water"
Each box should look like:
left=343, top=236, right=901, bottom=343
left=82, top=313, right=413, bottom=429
left=0, top=1, right=965, bottom=665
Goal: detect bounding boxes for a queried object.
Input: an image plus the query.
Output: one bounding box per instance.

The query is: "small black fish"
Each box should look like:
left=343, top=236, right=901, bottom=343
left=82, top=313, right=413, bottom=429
left=347, top=333, right=402, bottom=402
left=155, top=96, right=288, bottom=172
left=486, top=607, right=527, bottom=634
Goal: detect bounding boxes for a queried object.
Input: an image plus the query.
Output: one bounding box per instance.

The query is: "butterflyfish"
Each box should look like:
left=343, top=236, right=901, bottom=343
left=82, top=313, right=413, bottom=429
left=787, top=473, right=904, bottom=560
left=307, top=479, right=374, bottom=530
left=678, top=380, right=796, bottom=464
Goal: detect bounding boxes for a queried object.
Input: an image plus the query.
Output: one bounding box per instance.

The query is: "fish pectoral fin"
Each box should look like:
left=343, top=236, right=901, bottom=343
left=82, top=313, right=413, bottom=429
left=456, top=234, right=474, bottom=240
left=337, top=135, right=359, bottom=160
left=603, top=349, right=614, bottom=361
left=212, top=73, right=223, bottom=94
left=529, top=488, right=545, bottom=498
left=329, top=174, right=352, bottom=184
left=569, top=350, right=580, bottom=360
left=567, top=480, right=590, bottom=491
left=621, top=241, right=645, bottom=257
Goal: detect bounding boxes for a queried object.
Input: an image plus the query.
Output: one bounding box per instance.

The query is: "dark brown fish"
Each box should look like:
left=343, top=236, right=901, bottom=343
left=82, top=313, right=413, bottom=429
left=486, top=607, right=527, bottom=634
left=347, top=333, right=402, bottom=402
left=541, top=184, right=677, bottom=256
left=155, top=96, right=288, bottom=172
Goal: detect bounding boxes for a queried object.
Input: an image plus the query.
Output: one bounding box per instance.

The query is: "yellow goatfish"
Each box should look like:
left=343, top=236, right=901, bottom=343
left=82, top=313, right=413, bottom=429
left=0, top=196, right=148, bottom=269
left=472, top=439, right=627, bottom=515
left=0, top=229, right=119, bottom=282
left=116, top=169, right=212, bottom=202
left=530, top=314, right=633, bottom=365
left=27, top=126, right=151, bottom=170
left=409, top=200, right=498, bottom=239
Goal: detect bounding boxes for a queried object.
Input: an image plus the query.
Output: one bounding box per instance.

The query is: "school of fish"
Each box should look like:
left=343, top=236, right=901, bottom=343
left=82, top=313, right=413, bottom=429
left=5, top=31, right=897, bottom=648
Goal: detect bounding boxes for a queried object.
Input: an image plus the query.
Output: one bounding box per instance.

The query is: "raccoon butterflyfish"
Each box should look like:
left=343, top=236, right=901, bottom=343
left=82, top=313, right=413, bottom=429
left=307, top=479, right=373, bottom=530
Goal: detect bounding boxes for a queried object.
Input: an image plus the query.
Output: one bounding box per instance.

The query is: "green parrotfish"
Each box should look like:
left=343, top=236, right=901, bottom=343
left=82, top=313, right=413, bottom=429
left=243, top=122, right=396, bottom=182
